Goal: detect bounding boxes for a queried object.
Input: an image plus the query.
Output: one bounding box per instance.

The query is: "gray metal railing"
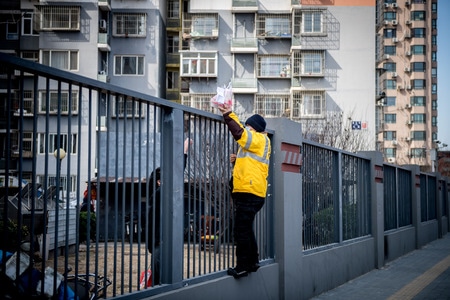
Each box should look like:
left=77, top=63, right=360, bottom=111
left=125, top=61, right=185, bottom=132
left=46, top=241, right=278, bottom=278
left=0, top=53, right=273, bottom=299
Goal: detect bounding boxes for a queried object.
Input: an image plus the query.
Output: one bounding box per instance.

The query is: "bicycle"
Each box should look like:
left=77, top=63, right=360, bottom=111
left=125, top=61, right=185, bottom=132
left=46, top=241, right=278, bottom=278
left=64, top=272, right=112, bottom=300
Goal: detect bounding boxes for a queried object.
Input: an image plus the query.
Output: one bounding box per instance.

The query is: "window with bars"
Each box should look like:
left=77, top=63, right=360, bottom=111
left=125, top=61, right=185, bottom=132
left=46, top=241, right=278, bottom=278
left=168, top=0, right=180, bottom=19
left=11, top=132, right=33, bottom=155
left=257, top=55, right=290, bottom=78
left=39, top=91, right=78, bottom=114
left=38, top=133, right=78, bottom=155
left=113, top=13, right=146, bottom=37
left=292, top=90, right=325, bottom=118
left=180, top=52, right=217, bottom=77
left=112, top=96, right=144, bottom=118
left=41, top=50, right=78, bottom=71
left=181, top=93, right=215, bottom=113
left=292, top=51, right=324, bottom=76
left=256, top=14, right=291, bottom=38
left=255, top=94, right=290, bottom=117
left=38, top=6, right=80, bottom=31
left=37, top=175, right=77, bottom=193
left=114, top=55, right=144, bottom=76
left=302, top=10, right=323, bottom=34
left=15, top=90, right=34, bottom=114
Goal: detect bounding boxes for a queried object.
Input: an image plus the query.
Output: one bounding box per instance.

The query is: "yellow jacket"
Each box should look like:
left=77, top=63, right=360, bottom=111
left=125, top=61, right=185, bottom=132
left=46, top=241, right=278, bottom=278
left=223, top=112, right=271, bottom=198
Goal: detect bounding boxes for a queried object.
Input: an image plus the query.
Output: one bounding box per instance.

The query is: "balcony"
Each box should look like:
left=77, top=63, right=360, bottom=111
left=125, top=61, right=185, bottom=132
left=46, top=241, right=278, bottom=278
left=230, top=37, right=258, bottom=53
left=182, top=13, right=219, bottom=40
left=230, top=78, right=258, bottom=94
left=167, top=53, right=180, bottom=66
left=167, top=18, right=181, bottom=30
left=98, top=33, right=110, bottom=52
left=232, top=0, right=258, bottom=12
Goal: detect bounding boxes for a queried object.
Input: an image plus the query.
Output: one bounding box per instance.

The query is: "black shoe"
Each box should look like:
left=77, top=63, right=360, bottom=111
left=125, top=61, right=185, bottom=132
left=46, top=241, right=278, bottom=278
left=227, top=266, right=248, bottom=279
left=248, top=263, right=260, bottom=273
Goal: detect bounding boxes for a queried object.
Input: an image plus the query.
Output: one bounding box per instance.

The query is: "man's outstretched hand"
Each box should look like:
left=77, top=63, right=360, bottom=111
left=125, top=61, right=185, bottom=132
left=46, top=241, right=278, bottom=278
left=217, top=103, right=232, bottom=114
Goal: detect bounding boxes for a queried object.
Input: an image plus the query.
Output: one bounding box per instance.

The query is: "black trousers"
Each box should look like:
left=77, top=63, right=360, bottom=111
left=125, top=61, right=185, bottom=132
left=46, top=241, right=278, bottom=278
left=232, top=192, right=265, bottom=268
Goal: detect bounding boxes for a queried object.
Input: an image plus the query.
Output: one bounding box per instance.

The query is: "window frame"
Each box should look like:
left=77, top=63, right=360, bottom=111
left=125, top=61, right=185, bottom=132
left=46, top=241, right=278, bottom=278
left=41, top=50, right=79, bottom=71
left=38, top=6, right=81, bottom=31
left=180, top=51, right=218, bottom=77
left=257, top=55, right=291, bottom=78
left=38, top=133, right=78, bottom=155
left=112, top=13, right=147, bottom=37
left=112, top=95, right=145, bottom=118
left=39, top=90, right=78, bottom=115
left=114, top=55, right=145, bottom=76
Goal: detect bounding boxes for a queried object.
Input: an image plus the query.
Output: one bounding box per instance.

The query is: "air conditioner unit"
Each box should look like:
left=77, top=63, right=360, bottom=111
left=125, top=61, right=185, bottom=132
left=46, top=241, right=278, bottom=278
left=392, top=140, right=398, bottom=146
left=383, top=20, right=390, bottom=25
left=405, top=103, right=412, bottom=109
left=406, top=85, right=412, bottom=90
left=391, top=3, right=398, bottom=8
left=404, top=67, right=411, bottom=72
left=99, top=19, right=107, bottom=30
left=387, top=157, right=396, bottom=163
left=384, top=54, right=391, bottom=60
left=405, top=32, right=412, bottom=39
left=405, top=1, right=410, bottom=6
left=405, top=20, right=412, bottom=25
left=384, top=3, right=390, bottom=8
left=391, top=72, right=397, bottom=77
left=391, top=20, right=398, bottom=26
left=392, top=37, right=398, bottom=43
left=397, top=85, right=403, bottom=90
left=405, top=51, right=412, bottom=56
left=405, top=137, right=411, bottom=142
left=406, top=120, right=412, bottom=125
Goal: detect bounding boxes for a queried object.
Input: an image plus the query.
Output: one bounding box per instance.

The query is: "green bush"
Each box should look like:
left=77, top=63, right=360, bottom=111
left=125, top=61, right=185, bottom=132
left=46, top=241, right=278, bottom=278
left=79, top=212, right=96, bottom=243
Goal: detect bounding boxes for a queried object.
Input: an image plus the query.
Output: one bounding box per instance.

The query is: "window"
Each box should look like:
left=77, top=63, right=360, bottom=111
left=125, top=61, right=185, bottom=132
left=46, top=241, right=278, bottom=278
left=384, top=148, right=396, bottom=158
left=257, top=14, right=291, bottom=38
left=411, top=45, right=425, bottom=55
left=384, top=12, right=397, bottom=21
left=168, top=0, right=180, bottom=19
left=432, top=84, right=437, bottom=94
left=432, top=2, right=437, bottom=13
left=21, top=51, right=39, bottom=63
left=38, top=133, right=77, bottom=155
left=432, top=132, right=437, bottom=141
left=385, top=80, right=396, bottom=90
left=257, top=55, right=290, bottom=77
left=38, top=6, right=80, bottom=31
left=412, top=79, right=425, bottom=89
left=412, top=28, right=425, bottom=38
left=432, top=35, right=437, bottom=46
left=383, top=62, right=396, bottom=72
left=384, top=28, right=397, bottom=38
left=114, top=55, right=144, bottom=75
left=411, top=62, right=426, bottom=72
left=411, top=114, right=425, bottom=123
left=181, top=93, right=215, bottom=113
left=384, top=131, right=397, bottom=141
left=384, top=114, right=396, bottom=124
left=184, top=13, right=219, bottom=37
left=385, top=96, right=396, bottom=106
left=11, top=132, right=33, bottom=155
left=432, top=19, right=437, bottom=30
left=113, top=13, right=146, bottom=37
left=411, top=131, right=426, bottom=141
left=432, top=116, right=437, bottom=127
left=22, top=12, right=38, bottom=35
left=41, top=50, right=78, bottom=71
left=302, top=10, right=323, bottom=34
left=112, top=96, right=144, bottom=118
left=6, top=21, right=19, bottom=40
left=167, top=71, right=179, bottom=89
left=292, top=90, right=325, bottom=118
left=432, top=51, right=436, bottom=61
left=255, top=94, right=290, bottom=117
left=39, top=91, right=78, bottom=114
left=37, top=175, right=77, bottom=193
left=411, top=96, right=425, bottom=106
left=411, top=11, right=425, bottom=21
left=292, top=51, right=324, bottom=77
left=431, top=68, right=437, bottom=78
left=410, top=148, right=426, bottom=158
left=180, top=52, right=217, bottom=77
left=432, top=100, right=437, bottom=110
left=384, top=46, right=396, bottom=55
left=167, top=35, right=179, bottom=54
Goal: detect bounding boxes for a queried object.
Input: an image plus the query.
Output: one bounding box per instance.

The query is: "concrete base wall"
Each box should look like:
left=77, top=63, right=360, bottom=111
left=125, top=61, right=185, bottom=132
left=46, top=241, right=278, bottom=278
left=301, top=237, right=375, bottom=299
left=384, top=227, right=416, bottom=263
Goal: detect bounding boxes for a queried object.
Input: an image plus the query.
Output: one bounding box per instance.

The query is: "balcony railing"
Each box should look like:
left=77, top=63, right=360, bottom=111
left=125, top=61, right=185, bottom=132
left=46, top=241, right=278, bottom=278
left=230, top=37, right=258, bottom=53
left=231, top=78, right=258, bottom=93
left=231, top=0, right=258, bottom=12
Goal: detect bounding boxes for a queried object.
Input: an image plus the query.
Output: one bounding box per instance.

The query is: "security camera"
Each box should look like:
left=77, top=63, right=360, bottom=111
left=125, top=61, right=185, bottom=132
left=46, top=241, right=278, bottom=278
left=434, top=140, right=441, bottom=144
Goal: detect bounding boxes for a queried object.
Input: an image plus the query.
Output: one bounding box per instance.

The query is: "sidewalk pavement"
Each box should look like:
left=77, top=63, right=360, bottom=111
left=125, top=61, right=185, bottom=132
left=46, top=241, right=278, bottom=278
left=311, top=233, right=450, bottom=300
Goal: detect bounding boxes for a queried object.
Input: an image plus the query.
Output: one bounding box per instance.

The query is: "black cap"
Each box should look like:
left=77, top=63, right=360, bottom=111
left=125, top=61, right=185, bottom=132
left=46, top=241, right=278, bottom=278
left=245, top=114, right=266, bottom=132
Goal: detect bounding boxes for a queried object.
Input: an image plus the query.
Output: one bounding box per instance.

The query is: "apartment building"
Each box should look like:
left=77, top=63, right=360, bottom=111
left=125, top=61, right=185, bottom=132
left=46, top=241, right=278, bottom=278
left=376, top=0, right=438, bottom=170
left=0, top=0, right=380, bottom=193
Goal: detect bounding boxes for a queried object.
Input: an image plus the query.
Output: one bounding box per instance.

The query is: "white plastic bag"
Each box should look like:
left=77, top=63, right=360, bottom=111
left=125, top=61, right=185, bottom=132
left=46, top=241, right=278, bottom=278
left=211, top=82, right=232, bottom=108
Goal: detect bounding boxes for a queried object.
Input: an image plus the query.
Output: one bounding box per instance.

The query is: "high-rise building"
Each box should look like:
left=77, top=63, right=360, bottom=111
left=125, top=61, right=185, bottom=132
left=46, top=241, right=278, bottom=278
left=7, top=0, right=422, bottom=183
left=376, top=0, right=438, bottom=171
